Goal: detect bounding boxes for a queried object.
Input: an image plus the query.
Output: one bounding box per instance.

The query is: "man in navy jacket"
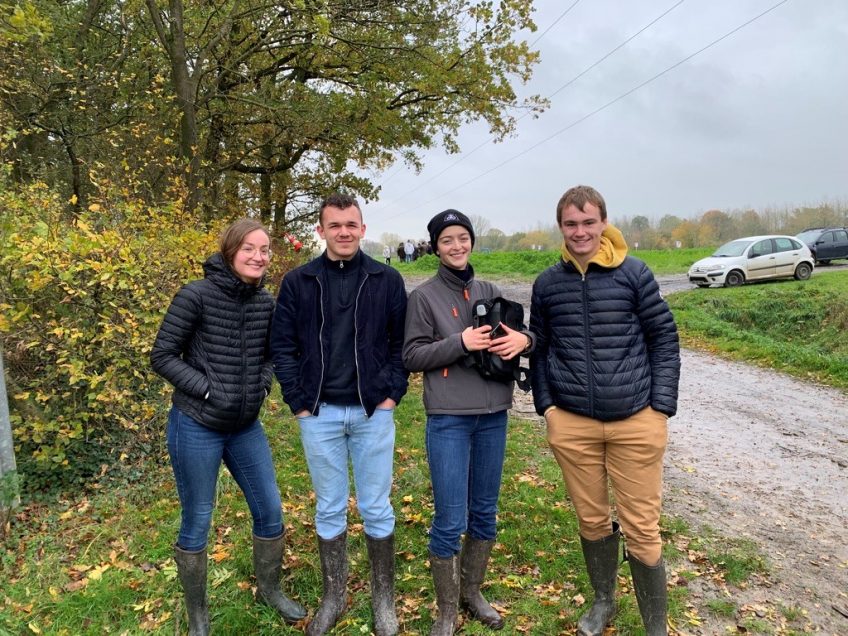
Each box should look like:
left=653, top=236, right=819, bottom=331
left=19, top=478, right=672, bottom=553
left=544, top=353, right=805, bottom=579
left=270, top=193, right=408, bottom=636
left=530, top=185, right=680, bottom=636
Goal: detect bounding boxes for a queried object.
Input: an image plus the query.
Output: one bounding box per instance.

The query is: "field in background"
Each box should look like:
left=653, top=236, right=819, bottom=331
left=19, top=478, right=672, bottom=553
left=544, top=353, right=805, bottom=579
left=397, top=247, right=714, bottom=278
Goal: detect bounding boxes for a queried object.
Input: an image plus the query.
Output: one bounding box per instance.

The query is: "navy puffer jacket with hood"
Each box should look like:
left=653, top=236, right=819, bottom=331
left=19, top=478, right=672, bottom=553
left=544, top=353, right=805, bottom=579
left=530, top=226, right=680, bottom=422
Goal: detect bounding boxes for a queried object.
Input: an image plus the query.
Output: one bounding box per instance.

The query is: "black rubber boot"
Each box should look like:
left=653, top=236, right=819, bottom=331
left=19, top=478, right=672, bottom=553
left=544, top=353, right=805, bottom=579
left=253, top=533, right=307, bottom=623
left=576, top=522, right=620, bottom=636
left=365, top=533, right=399, bottom=636
left=429, top=552, right=460, bottom=636
left=630, top=556, right=668, bottom=636
left=174, top=546, right=210, bottom=636
left=459, top=537, right=504, bottom=629
left=306, top=531, right=349, bottom=636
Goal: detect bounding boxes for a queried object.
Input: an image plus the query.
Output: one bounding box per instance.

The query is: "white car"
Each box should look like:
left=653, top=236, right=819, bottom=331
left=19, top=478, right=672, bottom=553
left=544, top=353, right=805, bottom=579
left=688, top=235, right=814, bottom=288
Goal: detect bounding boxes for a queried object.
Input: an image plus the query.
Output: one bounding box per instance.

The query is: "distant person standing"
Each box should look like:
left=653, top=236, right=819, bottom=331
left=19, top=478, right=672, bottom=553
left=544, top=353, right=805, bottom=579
left=404, top=239, right=415, bottom=263
left=383, top=244, right=392, bottom=265
left=151, top=219, right=306, bottom=635
left=530, top=185, right=680, bottom=636
left=270, top=193, right=409, bottom=636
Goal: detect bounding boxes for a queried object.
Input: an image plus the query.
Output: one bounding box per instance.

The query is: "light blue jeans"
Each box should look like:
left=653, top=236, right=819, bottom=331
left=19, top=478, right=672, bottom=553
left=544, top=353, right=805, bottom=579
left=167, top=406, right=283, bottom=551
left=298, top=403, right=396, bottom=540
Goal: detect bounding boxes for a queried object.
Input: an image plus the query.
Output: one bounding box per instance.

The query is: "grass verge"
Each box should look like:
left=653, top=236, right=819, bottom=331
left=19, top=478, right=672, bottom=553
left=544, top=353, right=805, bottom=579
left=667, top=270, right=848, bottom=389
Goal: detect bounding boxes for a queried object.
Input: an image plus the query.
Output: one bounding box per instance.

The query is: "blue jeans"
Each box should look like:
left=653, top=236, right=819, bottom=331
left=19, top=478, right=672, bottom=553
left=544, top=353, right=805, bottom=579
left=298, top=403, right=395, bottom=540
left=426, top=411, right=508, bottom=558
left=167, top=406, right=283, bottom=551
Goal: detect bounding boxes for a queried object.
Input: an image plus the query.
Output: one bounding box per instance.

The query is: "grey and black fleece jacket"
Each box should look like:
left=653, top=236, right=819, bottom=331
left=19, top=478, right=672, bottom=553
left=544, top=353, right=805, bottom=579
left=403, top=264, right=534, bottom=415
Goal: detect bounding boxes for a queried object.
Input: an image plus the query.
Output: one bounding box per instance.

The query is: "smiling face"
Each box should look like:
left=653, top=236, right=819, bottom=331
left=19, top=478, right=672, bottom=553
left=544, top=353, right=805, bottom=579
left=231, top=228, right=271, bottom=284
left=436, top=224, right=473, bottom=270
left=317, top=205, right=365, bottom=261
left=559, top=201, right=607, bottom=269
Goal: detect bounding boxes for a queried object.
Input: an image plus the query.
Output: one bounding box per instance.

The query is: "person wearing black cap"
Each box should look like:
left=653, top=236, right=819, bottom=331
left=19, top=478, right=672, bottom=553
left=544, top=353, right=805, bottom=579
left=403, top=210, right=534, bottom=635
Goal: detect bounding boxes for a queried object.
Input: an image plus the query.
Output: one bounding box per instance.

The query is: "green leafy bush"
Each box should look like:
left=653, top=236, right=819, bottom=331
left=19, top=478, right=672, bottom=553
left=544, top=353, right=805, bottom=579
left=0, top=182, right=296, bottom=494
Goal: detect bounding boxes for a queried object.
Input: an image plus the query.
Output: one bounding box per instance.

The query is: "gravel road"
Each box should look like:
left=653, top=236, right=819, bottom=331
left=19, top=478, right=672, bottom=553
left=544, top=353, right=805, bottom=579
left=404, top=266, right=848, bottom=634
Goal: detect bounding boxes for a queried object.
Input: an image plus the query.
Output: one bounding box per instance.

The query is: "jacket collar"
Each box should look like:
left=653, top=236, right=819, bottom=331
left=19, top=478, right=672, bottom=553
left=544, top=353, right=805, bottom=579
left=436, top=262, right=475, bottom=291
left=203, top=252, right=264, bottom=298
left=302, top=249, right=384, bottom=277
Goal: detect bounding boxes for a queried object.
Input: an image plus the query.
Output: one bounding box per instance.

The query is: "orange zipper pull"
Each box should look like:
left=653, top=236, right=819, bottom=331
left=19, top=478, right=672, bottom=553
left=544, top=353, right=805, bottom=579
left=451, top=306, right=458, bottom=317
left=443, top=367, right=448, bottom=378
left=463, top=289, right=470, bottom=301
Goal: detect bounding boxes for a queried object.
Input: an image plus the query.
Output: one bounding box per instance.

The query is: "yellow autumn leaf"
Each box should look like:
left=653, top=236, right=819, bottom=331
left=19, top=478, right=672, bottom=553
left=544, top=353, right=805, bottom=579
left=88, top=203, right=101, bottom=212
left=28, top=621, right=41, bottom=634
left=87, top=563, right=110, bottom=581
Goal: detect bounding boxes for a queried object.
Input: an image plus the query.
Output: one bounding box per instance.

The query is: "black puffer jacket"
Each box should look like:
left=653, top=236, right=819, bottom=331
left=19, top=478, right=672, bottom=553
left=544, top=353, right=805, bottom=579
left=530, top=256, right=680, bottom=422
left=151, top=253, right=275, bottom=431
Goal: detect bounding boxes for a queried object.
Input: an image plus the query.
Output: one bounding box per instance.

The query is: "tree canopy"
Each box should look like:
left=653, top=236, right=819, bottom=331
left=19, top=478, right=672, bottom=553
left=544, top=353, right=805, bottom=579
left=1, top=0, right=544, bottom=233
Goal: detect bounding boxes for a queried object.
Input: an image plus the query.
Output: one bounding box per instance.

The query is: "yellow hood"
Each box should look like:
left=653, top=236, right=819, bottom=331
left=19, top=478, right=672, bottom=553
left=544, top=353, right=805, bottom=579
left=560, top=224, right=628, bottom=273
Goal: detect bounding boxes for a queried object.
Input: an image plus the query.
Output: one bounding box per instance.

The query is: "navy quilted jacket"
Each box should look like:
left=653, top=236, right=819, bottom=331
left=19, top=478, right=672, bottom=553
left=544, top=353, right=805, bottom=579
left=150, top=253, right=275, bottom=431
left=529, top=256, right=680, bottom=421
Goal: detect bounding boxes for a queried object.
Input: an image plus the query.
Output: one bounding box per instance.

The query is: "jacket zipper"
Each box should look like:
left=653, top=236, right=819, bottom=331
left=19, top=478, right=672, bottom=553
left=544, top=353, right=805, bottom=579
left=240, top=302, right=247, bottom=421
left=312, top=276, right=326, bottom=414
left=581, top=272, right=594, bottom=419
left=353, top=272, right=369, bottom=408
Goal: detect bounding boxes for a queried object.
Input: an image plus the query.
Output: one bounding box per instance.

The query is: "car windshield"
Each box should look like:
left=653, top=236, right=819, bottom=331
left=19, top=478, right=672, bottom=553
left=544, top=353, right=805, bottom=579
left=712, top=239, right=754, bottom=257
left=796, top=230, right=821, bottom=243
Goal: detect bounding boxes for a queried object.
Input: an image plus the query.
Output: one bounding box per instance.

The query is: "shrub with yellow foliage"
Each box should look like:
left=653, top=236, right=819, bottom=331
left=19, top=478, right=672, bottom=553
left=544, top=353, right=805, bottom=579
left=0, top=182, right=296, bottom=493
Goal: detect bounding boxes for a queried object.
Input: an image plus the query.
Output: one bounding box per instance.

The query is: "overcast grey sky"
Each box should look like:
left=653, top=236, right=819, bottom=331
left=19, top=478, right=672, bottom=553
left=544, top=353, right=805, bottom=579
left=360, top=0, right=848, bottom=244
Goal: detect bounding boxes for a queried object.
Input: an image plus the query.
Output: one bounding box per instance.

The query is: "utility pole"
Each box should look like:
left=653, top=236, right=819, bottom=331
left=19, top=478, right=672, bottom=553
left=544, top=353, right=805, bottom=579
left=0, top=346, right=20, bottom=519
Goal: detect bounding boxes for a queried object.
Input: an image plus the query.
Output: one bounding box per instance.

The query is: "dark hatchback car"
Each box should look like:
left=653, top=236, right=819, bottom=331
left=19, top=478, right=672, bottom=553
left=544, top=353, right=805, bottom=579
left=796, top=227, right=848, bottom=265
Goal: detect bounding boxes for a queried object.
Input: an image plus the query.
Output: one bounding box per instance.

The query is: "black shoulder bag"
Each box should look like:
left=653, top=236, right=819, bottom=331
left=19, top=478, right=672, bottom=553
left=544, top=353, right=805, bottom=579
left=470, top=296, right=530, bottom=392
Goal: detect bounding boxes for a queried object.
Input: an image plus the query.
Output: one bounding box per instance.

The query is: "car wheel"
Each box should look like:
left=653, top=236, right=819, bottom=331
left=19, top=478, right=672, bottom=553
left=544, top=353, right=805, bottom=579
left=724, top=270, right=744, bottom=287
left=794, top=262, right=813, bottom=280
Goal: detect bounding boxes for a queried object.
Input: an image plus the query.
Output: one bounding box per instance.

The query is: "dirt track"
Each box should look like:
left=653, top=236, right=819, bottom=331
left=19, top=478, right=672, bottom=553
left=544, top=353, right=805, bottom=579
left=405, top=269, right=848, bottom=634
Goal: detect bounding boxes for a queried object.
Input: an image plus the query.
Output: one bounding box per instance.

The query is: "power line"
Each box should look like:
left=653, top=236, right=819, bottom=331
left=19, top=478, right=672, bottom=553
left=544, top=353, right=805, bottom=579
left=370, top=0, right=687, bottom=217
left=370, top=3, right=586, bottom=216
left=380, top=0, right=793, bottom=220
left=528, top=0, right=583, bottom=48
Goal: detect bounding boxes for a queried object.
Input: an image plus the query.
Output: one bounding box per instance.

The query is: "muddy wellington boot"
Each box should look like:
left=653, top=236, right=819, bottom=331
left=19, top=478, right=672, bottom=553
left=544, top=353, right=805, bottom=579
left=306, top=531, right=349, bottom=636
left=252, top=533, right=307, bottom=623
left=174, top=546, right=210, bottom=636
left=629, top=556, right=668, bottom=636
left=577, top=522, right=620, bottom=636
left=365, top=533, right=399, bottom=636
left=459, top=537, right=504, bottom=629
left=429, top=552, right=460, bottom=636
